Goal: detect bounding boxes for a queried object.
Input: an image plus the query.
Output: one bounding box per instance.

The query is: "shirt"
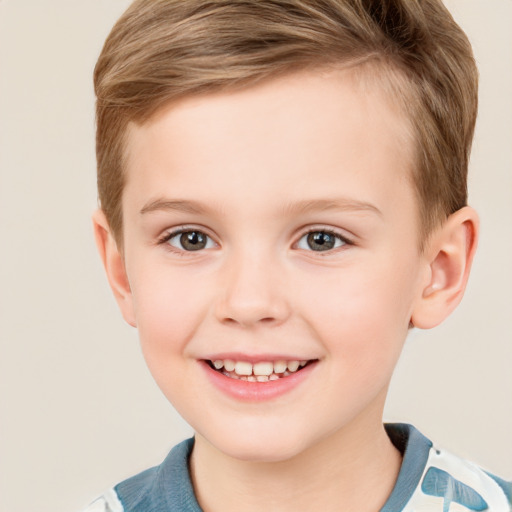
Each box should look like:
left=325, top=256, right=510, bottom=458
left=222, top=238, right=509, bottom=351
left=83, top=424, right=512, bottom=511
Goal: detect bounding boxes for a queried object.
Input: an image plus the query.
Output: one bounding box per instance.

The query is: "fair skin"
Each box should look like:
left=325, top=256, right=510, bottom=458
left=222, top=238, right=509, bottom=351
left=94, top=68, right=478, bottom=512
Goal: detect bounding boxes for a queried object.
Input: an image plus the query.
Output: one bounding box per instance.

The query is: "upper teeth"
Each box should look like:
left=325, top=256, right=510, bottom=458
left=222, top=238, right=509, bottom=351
left=212, top=359, right=308, bottom=376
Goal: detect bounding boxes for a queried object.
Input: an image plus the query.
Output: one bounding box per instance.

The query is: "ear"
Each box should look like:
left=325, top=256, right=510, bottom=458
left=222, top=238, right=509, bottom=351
left=92, top=209, right=137, bottom=327
left=411, top=206, right=479, bottom=329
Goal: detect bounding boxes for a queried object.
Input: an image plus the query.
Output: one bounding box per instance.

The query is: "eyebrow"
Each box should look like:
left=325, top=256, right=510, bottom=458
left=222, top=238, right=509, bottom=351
left=140, top=199, right=208, bottom=216
left=282, top=198, right=382, bottom=217
left=140, top=197, right=382, bottom=217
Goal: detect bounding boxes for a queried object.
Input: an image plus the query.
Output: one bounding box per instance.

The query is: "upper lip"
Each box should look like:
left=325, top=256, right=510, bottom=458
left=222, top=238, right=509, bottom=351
left=201, top=353, right=318, bottom=363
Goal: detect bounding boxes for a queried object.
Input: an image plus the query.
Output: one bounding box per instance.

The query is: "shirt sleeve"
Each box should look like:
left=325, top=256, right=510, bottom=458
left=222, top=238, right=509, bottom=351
left=81, top=488, right=124, bottom=512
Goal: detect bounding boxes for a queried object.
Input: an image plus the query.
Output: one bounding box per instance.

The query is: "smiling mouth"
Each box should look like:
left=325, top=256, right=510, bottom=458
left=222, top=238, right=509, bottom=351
left=206, top=359, right=316, bottom=382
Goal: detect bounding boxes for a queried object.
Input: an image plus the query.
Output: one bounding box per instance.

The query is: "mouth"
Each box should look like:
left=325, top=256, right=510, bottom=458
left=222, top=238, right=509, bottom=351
left=205, top=358, right=317, bottom=382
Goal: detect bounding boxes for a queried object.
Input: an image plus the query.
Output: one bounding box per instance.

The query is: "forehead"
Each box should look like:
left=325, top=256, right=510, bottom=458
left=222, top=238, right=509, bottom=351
left=123, top=68, right=416, bottom=221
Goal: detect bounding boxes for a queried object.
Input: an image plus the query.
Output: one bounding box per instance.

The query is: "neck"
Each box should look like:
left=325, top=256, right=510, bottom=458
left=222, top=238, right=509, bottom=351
left=190, top=414, right=402, bottom=512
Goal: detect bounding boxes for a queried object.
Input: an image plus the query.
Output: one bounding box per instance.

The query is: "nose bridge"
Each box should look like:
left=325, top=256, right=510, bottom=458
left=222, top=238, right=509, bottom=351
left=215, top=243, right=289, bottom=327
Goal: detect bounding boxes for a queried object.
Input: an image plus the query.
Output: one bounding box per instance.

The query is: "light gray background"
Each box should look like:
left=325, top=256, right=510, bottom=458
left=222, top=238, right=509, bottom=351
left=0, top=1, right=510, bottom=511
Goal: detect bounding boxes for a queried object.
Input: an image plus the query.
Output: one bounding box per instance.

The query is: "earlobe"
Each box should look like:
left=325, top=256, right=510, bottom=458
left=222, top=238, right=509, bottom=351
left=411, top=206, right=479, bottom=329
left=92, top=210, right=137, bottom=327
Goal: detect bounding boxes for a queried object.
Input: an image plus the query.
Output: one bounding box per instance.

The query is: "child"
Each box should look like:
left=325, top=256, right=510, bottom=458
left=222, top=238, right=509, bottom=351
left=86, top=1, right=511, bottom=511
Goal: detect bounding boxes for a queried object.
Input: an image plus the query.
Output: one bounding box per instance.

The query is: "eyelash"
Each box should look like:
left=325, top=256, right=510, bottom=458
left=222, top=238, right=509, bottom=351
left=296, top=228, right=352, bottom=253
left=157, top=227, right=216, bottom=253
left=157, top=227, right=353, bottom=254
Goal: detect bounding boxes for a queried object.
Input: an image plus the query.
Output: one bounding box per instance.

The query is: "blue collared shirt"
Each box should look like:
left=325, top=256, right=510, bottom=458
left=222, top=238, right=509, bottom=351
left=84, top=424, right=512, bottom=512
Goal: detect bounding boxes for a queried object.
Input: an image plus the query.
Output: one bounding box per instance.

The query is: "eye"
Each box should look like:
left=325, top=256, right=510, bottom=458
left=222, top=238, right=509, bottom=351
left=296, top=230, right=348, bottom=252
left=164, top=229, right=216, bottom=251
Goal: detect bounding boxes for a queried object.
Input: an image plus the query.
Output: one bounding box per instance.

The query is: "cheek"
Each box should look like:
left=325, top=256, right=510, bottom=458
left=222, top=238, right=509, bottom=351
left=129, top=263, right=212, bottom=361
left=300, top=258, right=416, bottom=364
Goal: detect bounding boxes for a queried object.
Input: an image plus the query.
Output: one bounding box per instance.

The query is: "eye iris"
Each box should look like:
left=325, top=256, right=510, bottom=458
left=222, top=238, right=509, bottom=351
left=180, top=231, right=207, bottom=251
left=307, top=232, right=335, bottom=251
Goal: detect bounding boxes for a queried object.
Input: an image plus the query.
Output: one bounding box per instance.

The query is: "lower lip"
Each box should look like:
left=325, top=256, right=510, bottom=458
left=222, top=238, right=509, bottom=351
left=200, top=360, right=318, bottom=402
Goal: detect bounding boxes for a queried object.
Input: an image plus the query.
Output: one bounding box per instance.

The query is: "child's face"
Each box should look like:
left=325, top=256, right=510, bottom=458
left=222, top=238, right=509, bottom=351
left=118, top=69, right=429, bottom=461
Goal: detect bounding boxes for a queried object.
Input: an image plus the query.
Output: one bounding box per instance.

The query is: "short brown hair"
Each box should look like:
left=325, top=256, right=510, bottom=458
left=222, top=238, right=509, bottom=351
left=94, top=0, right=478, bottom=245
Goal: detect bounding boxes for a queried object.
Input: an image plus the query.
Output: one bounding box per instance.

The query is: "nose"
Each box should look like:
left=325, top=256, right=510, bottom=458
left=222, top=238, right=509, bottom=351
left=214, top=251, right=291, bottom=328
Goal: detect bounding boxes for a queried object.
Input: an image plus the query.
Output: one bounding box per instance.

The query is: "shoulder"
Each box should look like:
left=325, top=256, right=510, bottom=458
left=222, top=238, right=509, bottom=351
left=82, top=438, right=200, bottom=512
left=81, top=489, right=124, bottom=512
left=387, top=424, right=511, bottom=512
left=415, top=446, right=512, bottom=512
left=383, top=424, right=511, bottom=512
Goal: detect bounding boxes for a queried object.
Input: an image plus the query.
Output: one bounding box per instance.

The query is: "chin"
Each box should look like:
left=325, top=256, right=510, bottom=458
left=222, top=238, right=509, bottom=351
left=220, top=440, right=303, bottom=463
left=199, top=422, right=318, bottom=463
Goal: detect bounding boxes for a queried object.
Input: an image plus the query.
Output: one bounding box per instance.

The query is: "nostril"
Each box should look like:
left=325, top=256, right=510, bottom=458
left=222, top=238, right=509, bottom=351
left=215, top=283, right=291, bottom=327
left=220, top=315, right=280, bottom=327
